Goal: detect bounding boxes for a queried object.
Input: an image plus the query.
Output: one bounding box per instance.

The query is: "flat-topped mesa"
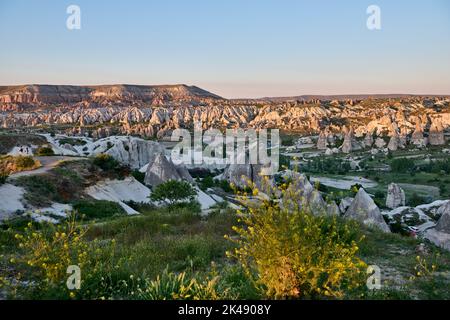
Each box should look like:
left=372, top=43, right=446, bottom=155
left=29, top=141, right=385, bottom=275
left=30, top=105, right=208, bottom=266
left=0, top=84, right=223, bottom=105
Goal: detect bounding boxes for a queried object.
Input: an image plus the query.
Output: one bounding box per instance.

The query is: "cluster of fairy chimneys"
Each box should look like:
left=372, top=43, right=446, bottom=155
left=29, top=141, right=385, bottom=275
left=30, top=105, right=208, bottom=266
left=317, top=117, right=447, bottom=153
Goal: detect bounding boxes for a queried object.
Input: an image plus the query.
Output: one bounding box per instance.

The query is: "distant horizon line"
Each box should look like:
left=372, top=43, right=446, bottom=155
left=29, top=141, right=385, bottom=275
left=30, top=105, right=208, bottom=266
left=1, top=83, right=450, bottom=100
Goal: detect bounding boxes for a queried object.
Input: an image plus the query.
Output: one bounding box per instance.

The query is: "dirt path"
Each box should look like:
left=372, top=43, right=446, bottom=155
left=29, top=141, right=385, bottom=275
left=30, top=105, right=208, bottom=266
left=8, top=156, right=84, bottom=179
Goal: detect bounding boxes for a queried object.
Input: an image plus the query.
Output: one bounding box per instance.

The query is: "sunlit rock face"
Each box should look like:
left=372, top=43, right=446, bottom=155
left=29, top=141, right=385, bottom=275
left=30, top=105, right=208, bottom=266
left=428, top=118, right=445, bottom=146
left=341, top=127, right=361, bottom=154
left=1, top=86, right=449, bottom=147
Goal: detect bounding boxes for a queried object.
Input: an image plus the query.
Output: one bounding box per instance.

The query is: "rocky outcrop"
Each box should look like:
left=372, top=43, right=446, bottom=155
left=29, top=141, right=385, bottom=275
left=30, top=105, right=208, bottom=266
left=316, top=130, right=329, bottom=150
left=144, top=153, right=193, bottom=187
left=222, top=164, right=254, bottom=189
left=281, top=171, right=328, bottom=215
left=345, top=188, right=391, bottom=232
left=0, top=84, right=222, bottom=105
left=387, top=134, right=399, bottom=151
left=386, top=183, right=406, bottom=209
left=341, top=127, right=361, bottom=153
left=375, top=138, right=386, bottom=149
left=86, top=177, right=151, bottom=214
left=102, top=137, right=166, bottom=169
left=424, top=202, right=450, bottom=251
left=411, top=121, right=427, bottom=147
left=327, top=201, right=340, bottom=216
left=222, top=164, right=273, bottom=191
left=428, top=118, right=445, bottom=146
left=1, top=91, right=449, bottom=148
left=339, top=197, right=354, bottom=214
left=364, top=132, right=374, bottom=147
left=436, top=201, right=450, bottom=233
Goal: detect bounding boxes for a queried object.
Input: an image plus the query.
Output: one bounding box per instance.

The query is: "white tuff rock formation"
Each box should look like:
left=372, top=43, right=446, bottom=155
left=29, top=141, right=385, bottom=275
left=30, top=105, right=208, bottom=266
left=144, top=153, right=193, bottom=187
left=386, top=183, right=406, bottom=209
left=411, top=121, right=427, bottom=147
left=104, top=137, right=166, bottom=169
left=339, top=197, right=354, bottom=214
left=316, top=130, right=329, bottom=150
left=424, top=202, right=450, bottom=251
left=345, top=188, right=391, bottom=232
left=341, top=127, right=361, bottom=153
left=279, top=171, right=338, bottom=216
left=436, top=202, right=450, bottom=233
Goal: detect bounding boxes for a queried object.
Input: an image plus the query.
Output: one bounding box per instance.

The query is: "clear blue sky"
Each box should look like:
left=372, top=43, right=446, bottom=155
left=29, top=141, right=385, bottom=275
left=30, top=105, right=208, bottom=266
left=0, top=0, right=449, bottom=98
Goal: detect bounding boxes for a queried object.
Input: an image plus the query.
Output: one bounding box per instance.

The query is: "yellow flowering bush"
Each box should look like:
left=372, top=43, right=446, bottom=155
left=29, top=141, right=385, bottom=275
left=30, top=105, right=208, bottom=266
left=411, top=254, right=438, bottom=279
left=14, top=215, right=90, bottom=285
left=226, top=177, right=367, bottom=299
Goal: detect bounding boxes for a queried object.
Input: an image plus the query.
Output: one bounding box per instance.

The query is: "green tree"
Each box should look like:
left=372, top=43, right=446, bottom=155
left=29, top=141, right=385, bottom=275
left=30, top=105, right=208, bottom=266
left=35, top=146, right=55, bottom=156
left=93, top=154, right=120, bottom=171
left=390, top=157, right=415, bottom=173
left=150, top=180, right=197, bottom=206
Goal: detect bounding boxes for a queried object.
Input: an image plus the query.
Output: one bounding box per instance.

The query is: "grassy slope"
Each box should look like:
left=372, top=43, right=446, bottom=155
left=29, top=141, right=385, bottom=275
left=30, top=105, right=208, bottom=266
left=0, top=133, right=47, bottom=154
left=1, top=204, right=450, bottom=299
left=358, top=227, right=450, bottom=299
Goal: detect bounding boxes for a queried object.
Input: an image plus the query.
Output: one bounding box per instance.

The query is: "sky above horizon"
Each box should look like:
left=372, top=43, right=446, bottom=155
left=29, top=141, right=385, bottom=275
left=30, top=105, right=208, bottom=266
left=0, top=0, right=449, bottom=98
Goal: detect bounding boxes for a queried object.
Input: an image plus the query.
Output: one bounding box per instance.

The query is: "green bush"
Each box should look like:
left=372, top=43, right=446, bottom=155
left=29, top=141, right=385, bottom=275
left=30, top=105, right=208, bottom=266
left=217, top=179, right=233, bottom=193
left=150, top=180, right=197, bottom=206
left=8, top=216, right=118, bottom=300
left=73, top=199, right=127, bottom=220
left=198, top=175, right=214, bottom=191
left=350, top=183, right=363, bottom=195
left=92, top=154, right=130, bottom=179
left=390, top=158, right=415, bottom=173
left=15, top=156, right=37, bottom=170
left=58, top=138, right=86, bottom=146
left=16, top=175, right=58, bottom=207
left=93, top=154, right=120, bottom=171
left=35, top=146, right=55, bottom=156
left=0, top=172, right=8, bottom=184
left=131, top=170, right=146, bottom=184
